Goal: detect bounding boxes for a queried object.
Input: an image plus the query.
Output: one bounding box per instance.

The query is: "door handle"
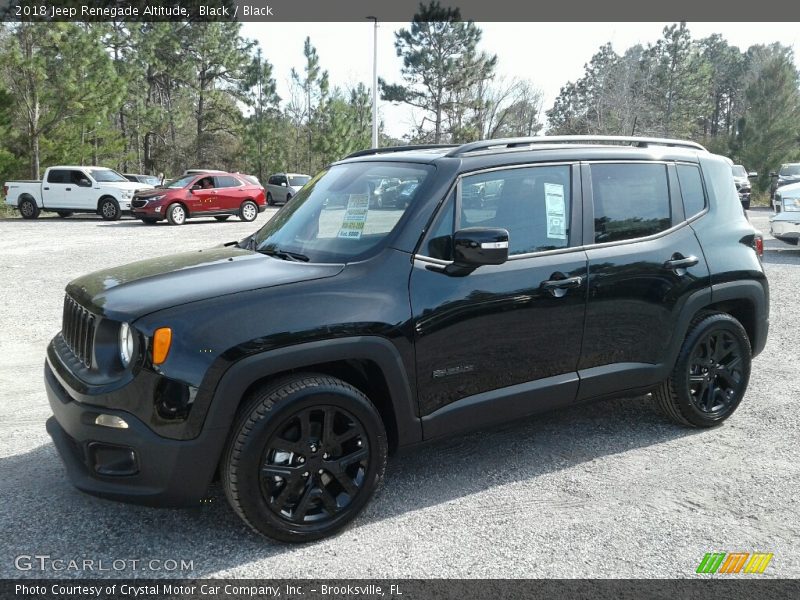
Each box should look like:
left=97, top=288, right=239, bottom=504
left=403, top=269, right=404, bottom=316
left=541, top=275, right=583, bottom=292
left=663, top=254, right=699, bottom=270
left=65, top=187, right=71, bottom=191
left=43, top=187, right=49, bottom=190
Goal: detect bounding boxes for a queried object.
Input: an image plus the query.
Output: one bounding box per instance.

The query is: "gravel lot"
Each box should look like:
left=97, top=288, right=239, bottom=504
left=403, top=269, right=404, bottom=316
left=0, top=208, right=798, bottom=579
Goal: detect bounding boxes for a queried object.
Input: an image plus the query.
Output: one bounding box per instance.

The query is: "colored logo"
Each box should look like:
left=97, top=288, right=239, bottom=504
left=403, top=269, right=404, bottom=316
left=696, top=552, right=773, bottom=574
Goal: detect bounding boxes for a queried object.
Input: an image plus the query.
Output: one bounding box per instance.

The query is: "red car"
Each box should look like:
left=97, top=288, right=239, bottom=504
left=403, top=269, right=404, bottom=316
left=131, top=172, right=267, bottom=225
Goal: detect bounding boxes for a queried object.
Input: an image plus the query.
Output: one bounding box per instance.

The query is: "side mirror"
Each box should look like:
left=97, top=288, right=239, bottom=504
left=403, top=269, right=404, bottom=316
left=748, top=172, right=758, bottom=178
left=453, top=227, right=509, bottom=267
left=190, top=185, right=201, bottom=191
left=280, top=182, right=287, bottom=187
left=77, top=179, right=92, bottom=187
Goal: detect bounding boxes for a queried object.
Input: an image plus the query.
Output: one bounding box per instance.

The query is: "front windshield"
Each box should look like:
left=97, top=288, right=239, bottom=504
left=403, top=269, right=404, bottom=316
left=166, top=175, right=197, bottom=189
left=144, top=176, right=161, bottom=186
left=88, top=168, right=128, bottom=183
left=250, top=162, right=434, bottom=263
left=732, top=165, right=747, bottom=177
left=779, top=164, right=800, bottom=177
left=289, top=175, right=311, bottom=187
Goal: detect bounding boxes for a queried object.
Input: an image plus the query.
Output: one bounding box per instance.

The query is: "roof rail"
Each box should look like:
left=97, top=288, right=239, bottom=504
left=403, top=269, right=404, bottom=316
left=344, top=144, right=457, bottom=160
left=445, top=135, right=708, bottom=157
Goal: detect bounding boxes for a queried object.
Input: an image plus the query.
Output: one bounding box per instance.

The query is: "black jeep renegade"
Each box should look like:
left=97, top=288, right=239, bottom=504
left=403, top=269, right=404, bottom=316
left=45, top=136, right=769, bottom=542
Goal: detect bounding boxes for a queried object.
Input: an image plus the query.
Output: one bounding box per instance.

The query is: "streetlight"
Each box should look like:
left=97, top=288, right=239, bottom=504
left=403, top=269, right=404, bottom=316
left=366, top=16, right=379, bottom=149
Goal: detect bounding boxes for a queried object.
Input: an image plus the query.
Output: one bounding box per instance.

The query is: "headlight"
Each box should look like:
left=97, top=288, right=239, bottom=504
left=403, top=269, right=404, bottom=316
left=121, top=191, right=133, bottom=199
left=149, top=194, right=165, bottom=202
left=119, top=322, right=135, bottom=367
left=783, top=198, right=800, bottom=212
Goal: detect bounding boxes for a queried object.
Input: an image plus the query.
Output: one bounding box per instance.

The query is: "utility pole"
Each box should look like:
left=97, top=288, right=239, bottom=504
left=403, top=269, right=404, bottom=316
left=367, top=16, right=379, bottom=148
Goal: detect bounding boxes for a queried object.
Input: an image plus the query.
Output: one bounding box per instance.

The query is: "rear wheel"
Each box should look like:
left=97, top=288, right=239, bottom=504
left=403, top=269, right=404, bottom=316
left=655, top=313, right=751, bottom=428
left=57, top=211, right=73, bottom=218
left=18, top=197, right=40, bottom=219
left=215, top=215, right=231, bottom=222
left=239, top=200, right=258, bottom=222
left=284, top=194, right=292, bottom=205
left=99, top=197, right=121, bottom=221
left=266, top=192, right=274, bottom=206
left=166, top=203, right=187, bottom=226
left=222, top=374, right=387, bottom=543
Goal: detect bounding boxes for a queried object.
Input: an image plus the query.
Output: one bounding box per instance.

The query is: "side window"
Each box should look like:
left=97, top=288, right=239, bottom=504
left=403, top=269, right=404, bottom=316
left=591, top=163, right=671, bottom=243
left=215, top=176, right=241, bottom=188
left=422, top=192, right=455, bottom=260
left=47, top=170, right=69, bottom=184
left=676, top=164, right=706, bottom=219
left=268, top=175, right=279, bottom=185
left=460, top=165, right=571, bottom=256
left=70, top=170, right=90, bottom=185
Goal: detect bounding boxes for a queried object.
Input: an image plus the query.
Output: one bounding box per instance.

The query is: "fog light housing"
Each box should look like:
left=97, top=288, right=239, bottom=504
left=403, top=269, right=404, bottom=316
left=87, top=442, right=138, bottom=476
left=94, top=414, right=129, bottom=429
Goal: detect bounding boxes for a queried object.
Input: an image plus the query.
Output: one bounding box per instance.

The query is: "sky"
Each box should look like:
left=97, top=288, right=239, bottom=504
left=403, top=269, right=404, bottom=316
left=240, top=22, right=800, bottom=138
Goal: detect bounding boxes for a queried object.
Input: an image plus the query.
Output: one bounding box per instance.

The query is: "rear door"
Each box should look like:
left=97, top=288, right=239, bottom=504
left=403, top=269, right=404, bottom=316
left=42, top=169, right=71, bottom=209
left=577, top=161, right=710, bottom=399
left=213, top=175, right=245, bottom=211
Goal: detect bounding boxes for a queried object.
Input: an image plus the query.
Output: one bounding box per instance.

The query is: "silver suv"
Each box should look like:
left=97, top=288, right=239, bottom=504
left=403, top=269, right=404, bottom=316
left=265, top=172, right=311, bottom=206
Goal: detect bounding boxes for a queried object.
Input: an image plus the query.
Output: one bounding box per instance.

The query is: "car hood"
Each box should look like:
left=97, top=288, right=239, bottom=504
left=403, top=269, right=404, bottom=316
left=104, top=181, right=153, bottom=192
left=66, top=247, right=345, bottom=321
left=133, top=187, right=173, bottom=199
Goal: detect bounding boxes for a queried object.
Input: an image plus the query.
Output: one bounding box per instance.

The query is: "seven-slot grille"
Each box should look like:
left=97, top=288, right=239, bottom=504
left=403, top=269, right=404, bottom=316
left=61, top=295, right=96, bottom=368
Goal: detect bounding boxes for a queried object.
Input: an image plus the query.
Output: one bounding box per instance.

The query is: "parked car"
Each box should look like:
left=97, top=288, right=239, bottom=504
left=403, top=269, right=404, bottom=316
left=4, top=166, right=153, bottom=220
left=731, top=164, right=756, bottom=210
left=44, top=136, right=768, bottom=543
left=130, top=172, right=266, bottom=225
left=770, top=162, right=800, bottom=203
left=770, top=182, right=800, bottom=245
left=265, top=173, right=311, bottom=206
left=124, top=174, right=162, bottom=186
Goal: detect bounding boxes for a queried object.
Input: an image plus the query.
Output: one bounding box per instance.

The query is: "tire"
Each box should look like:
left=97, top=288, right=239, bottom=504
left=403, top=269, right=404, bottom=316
left=654, top=312, right=752, bottom=428
left=140, top=218, right=158, bottom=225
left=18, top=197, right=40, bottom=219
left=215, top=216, right=231, bottom=222
left=222, top=374, right=388, bottom=543
left=741, top=200, right=751, bottom=210
left=99, top=197, right=121, bottom=221
left=57, top=211, right=73, bottom=218
left=239, top=200, right=258, bottom=222
left=166, top=203, right=187, bottom=226
left=284, top=194, right=292, bottom=205
left=267, top=192, right=273, bottom=206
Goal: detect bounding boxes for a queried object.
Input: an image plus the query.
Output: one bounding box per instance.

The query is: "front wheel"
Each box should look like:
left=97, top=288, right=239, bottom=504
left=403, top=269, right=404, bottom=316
left=18, top=197, right=40, bottom=219
left=166, top=203, right=187, bottom=225
left=222, top=374, right=388, bottom=543
left=239, top=200, right=258, bottom=222
left=655, top=313, right=752, bottom=428
left=99, top=197, right=121, bottom=221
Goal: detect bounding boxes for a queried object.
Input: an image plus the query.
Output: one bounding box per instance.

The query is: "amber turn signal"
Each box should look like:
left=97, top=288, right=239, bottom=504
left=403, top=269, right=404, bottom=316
left=152, top=327, right=172, bottom=365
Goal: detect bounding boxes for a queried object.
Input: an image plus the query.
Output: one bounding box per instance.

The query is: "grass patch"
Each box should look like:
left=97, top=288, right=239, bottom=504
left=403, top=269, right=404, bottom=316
left=751, top=190, right=772, bottom=208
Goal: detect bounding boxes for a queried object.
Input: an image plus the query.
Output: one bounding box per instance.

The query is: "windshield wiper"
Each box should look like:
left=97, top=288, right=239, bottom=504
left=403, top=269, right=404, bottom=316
left=259, top=247, right=310, bottom=262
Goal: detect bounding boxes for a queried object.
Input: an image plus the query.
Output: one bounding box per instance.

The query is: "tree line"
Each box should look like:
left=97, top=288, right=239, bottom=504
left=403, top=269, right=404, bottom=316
left=546, top=22, right=800, bottom=192
left=1, top=11, right=799, bottom=196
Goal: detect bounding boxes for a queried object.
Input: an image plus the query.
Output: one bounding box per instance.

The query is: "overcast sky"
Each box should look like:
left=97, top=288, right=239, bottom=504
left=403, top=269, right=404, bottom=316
left=240, top=22, right=800, bottom=138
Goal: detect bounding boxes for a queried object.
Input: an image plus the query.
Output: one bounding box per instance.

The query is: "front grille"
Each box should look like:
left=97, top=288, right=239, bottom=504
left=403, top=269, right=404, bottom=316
left=61, top=295, right=96, bottom=368
left=132, top=199, right=148, bottom=209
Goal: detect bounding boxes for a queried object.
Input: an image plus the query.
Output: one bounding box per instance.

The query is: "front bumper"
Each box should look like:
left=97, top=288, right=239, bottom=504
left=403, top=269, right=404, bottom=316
left=44, top=359, right=221, bottom=507
left=770, top=213, right=800, bottom=245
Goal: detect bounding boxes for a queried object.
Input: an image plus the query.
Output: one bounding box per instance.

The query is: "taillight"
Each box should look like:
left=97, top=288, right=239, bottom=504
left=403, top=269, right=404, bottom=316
left=754, top=235, right=764, bottom=257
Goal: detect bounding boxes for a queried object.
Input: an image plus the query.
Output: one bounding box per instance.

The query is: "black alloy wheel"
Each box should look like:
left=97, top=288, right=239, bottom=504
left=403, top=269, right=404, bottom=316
left=222, top=374, right=387, bottom=543
left=655, top=312, right=751, bottom=428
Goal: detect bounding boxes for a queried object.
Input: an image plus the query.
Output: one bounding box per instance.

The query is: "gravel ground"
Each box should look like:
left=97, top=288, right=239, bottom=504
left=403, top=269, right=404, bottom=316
left=0, top=207, right=798, bottom=579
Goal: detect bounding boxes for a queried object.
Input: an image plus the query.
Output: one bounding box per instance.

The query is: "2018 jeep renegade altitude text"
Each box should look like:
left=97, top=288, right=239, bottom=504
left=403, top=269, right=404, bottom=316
left=45, top=136, right=769, bottom=542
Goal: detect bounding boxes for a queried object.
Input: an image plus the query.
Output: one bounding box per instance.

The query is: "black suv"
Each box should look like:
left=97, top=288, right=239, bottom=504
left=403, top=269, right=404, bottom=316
left=45, top=136, right=769, bottom=542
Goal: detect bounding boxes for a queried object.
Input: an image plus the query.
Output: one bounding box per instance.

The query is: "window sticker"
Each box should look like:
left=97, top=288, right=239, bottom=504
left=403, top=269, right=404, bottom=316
left=544, top=183, right=567, bottom=240
left=337, top=193, right=370, bottom=239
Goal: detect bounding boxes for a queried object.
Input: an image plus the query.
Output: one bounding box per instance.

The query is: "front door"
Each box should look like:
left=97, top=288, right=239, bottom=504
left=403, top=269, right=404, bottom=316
left=189, top=176, right=216, bottom=214
left=410, top=163, right=588, bottom=438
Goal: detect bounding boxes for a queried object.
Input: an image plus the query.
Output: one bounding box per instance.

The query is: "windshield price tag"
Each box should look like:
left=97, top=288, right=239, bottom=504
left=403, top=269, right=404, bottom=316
left=338, top=194, right=370, bottom=239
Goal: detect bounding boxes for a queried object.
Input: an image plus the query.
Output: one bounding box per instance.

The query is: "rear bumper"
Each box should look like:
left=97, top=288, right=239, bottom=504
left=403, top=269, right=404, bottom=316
left=44, top=360, right=220, bottom=507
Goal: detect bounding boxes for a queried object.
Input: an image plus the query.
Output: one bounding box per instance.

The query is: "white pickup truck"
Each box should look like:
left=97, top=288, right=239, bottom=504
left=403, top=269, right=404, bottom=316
left=3, top=166, right=153, bottom=220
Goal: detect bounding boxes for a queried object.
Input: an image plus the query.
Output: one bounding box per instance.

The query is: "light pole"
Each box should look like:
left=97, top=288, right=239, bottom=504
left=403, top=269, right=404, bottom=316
left=367, top=16, right=379, bottom=149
